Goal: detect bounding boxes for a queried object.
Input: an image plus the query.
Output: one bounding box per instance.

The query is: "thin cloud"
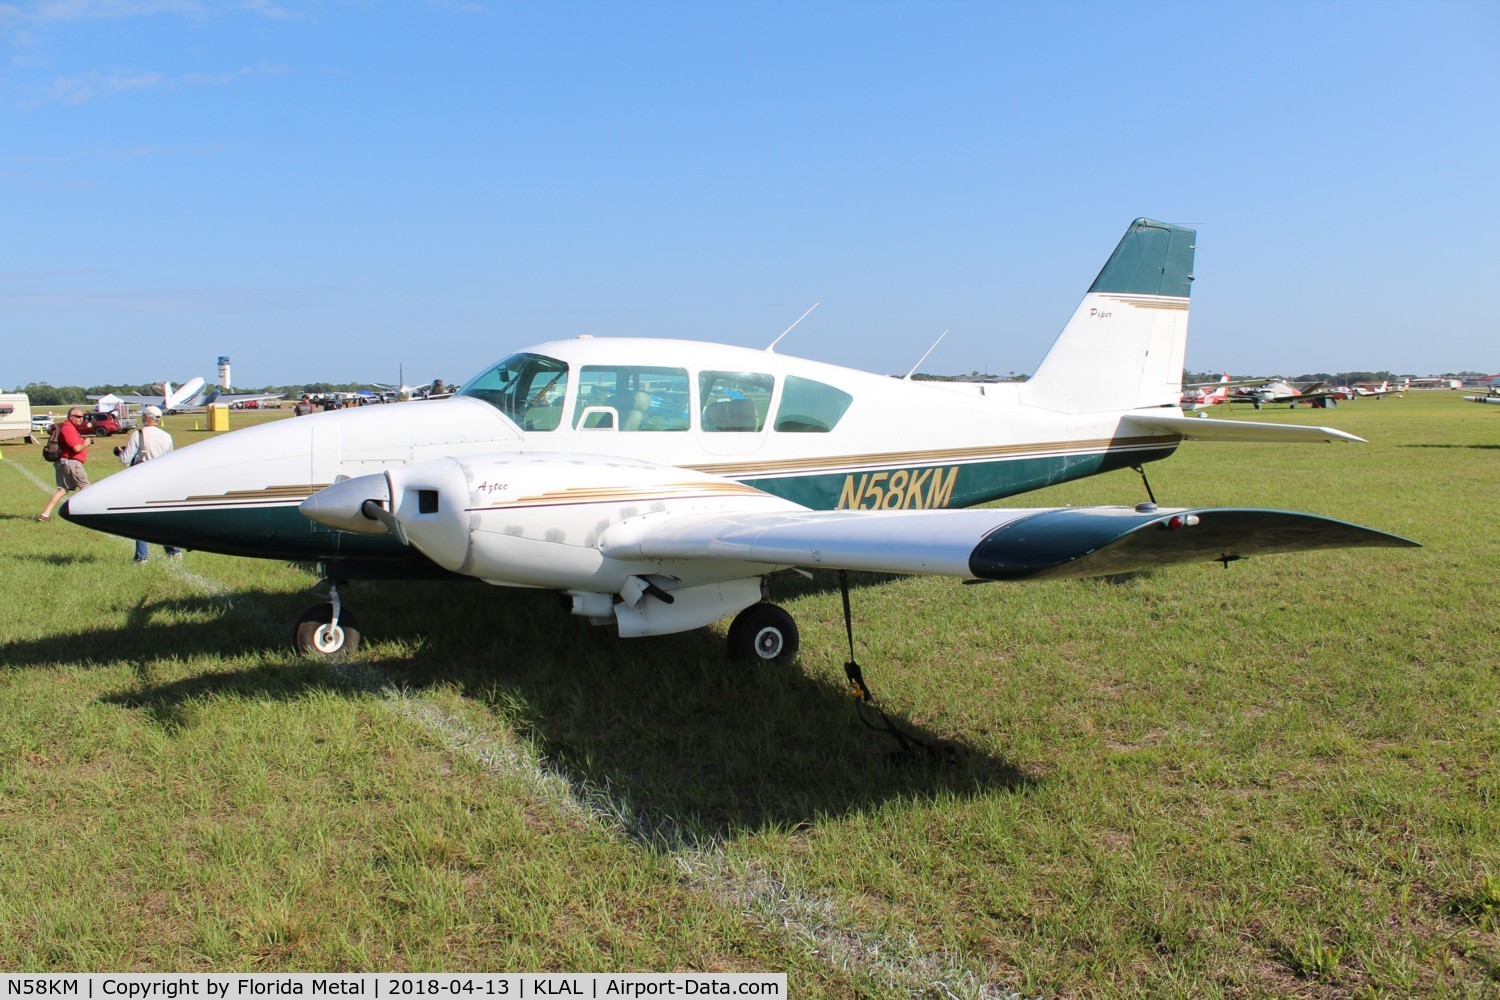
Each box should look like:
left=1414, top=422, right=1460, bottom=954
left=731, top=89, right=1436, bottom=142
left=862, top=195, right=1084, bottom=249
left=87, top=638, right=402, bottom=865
left=9, top=1, right=304, bottom=29
left=2, top=286, right=302, bottom=312
left=26, top=2, right=208, bottom=24
left=49, top=68, right=164, bottom=102
left=44, top=60, right=283, bottom=103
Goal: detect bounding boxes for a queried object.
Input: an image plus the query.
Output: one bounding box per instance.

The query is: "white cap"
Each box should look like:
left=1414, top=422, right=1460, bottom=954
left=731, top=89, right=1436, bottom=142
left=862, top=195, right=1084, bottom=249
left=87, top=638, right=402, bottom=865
left=141, top=405, right=163, bottom=418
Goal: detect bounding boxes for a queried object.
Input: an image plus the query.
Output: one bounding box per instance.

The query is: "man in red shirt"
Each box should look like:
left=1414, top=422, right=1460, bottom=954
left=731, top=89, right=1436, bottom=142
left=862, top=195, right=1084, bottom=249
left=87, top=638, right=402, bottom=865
left=38, top=407, right=93, bottom=522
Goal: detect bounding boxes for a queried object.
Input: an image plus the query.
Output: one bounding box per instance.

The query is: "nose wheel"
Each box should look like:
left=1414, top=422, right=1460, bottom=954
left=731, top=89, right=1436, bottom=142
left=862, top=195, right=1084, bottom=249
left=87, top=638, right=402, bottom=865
left=294, top=601, right=361, bottom=659
left=726, top=602, right=799, bottom=664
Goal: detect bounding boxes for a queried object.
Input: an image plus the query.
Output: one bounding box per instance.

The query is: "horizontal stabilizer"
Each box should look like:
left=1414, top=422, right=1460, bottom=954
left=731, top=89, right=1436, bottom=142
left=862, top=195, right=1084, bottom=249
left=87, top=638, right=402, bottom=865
left=1122, top=412, right=1366, bottom=444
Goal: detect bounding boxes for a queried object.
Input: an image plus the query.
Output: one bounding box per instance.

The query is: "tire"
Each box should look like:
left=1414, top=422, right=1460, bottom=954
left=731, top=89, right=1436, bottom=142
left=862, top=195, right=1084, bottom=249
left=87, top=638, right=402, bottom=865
left=293, top=603, right=361, bottom=659
left=726, top=603, right=799, bottom=664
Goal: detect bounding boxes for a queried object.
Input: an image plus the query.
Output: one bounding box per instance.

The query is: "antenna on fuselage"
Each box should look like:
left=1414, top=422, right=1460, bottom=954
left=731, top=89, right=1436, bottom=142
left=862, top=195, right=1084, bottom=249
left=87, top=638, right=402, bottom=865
left=765, top=302, right=820, bottom=353
left=903, top=330, right=948, bottom=380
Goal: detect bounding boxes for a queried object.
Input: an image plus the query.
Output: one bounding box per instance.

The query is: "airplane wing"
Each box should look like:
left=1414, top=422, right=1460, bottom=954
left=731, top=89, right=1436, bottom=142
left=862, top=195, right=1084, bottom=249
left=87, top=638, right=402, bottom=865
left=599, top=505, right=1417, bottom=582
left=206, top=392, right=284, bottom=405
left=1182, top=377, right=1271, bottom=389
left=1119, top=413, right=1366, bottom=444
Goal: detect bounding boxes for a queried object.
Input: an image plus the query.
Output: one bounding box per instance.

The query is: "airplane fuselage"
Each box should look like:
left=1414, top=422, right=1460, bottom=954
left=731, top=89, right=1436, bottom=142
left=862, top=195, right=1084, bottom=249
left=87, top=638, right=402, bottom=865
left=65, top=337, right=1181, bottom=571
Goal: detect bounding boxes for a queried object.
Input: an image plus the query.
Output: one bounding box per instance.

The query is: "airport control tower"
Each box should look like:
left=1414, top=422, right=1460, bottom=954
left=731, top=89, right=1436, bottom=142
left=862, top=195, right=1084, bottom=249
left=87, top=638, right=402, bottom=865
left=217, top=356, right=231, bottom=389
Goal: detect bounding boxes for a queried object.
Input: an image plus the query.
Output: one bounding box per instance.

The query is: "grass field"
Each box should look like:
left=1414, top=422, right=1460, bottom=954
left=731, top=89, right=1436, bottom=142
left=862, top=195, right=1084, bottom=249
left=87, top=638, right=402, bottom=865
left=1, top=395, right=1495, bottom=997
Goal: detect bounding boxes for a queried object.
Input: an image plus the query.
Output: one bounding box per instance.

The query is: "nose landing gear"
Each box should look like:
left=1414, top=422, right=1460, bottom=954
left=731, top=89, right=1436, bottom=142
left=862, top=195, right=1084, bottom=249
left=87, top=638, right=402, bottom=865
left=294, top=582, right=361, bottom=659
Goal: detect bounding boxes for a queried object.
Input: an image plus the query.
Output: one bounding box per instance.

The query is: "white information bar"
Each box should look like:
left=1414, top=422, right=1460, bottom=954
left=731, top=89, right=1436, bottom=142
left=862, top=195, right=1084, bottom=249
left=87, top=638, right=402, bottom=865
left=0, top=976, right=786, bottom=1000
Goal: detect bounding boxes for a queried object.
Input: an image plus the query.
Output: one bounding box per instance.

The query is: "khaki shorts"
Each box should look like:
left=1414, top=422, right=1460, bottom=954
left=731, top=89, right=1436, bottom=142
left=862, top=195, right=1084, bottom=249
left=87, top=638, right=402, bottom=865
left=55, top=458, right=91, bottom=491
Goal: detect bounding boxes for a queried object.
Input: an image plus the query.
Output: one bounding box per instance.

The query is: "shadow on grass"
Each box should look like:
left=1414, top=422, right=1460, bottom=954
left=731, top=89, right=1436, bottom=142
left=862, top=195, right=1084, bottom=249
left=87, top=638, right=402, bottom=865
left=365, top=576, right=1038, bottom=846
left=0, top=587, right=310, bottom=671
left=1399, top=443, right=1500, bottom=450
left=13, top=551, right=108, bottom=565
left=11, top=572, right=1038, bottom=845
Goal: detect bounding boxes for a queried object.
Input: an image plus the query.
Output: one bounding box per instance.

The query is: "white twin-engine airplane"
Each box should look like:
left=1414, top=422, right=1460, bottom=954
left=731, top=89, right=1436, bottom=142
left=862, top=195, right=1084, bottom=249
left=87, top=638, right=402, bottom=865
left=91, top=377, right=283, bottom=412
left=64, top=219, right=1416, bottom=661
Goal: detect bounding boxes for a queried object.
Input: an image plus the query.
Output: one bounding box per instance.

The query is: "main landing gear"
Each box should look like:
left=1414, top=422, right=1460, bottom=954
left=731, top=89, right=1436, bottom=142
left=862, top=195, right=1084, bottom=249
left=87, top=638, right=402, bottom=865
left=726, top=602, right=800, bottom=663
left=294, top=582, right=361, bottom=659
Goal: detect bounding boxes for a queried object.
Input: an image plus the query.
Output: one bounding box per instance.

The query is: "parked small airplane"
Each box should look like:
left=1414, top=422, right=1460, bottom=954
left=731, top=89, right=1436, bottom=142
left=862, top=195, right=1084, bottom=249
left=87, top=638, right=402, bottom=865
left=91, top=378, right=282, bottom=412
left=372, top=365, right=449, bottom=401
left=1462, top=374, right=1500, bottom=402
left=64, top=218, right=1415, bottom=662
left=1179, top=374, right=1272, bottom=410
left=1351, top=380, right=1402, bottom=399
left=1228, top=380, right=1343, bottom=409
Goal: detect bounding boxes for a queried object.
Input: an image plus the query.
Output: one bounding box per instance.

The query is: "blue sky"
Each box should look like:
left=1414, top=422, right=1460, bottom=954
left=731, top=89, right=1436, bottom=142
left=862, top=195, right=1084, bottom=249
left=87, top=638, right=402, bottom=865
left=4, top=1, right=1497, bottom=388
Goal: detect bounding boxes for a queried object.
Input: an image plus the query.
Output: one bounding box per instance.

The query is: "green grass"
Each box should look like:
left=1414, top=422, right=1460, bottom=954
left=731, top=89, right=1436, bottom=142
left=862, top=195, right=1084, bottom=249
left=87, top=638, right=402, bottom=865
left=0, top=394, right=1496, bottom=996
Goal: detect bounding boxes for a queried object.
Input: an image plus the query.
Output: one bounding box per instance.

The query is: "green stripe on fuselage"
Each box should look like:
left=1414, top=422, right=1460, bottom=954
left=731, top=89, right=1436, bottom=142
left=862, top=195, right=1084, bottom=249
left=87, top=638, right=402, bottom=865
left=743, top=445, right=1178, bottom=510
left=66, top=502, right=418, bottom=561
left=64, top=444, right=1178, bottom=568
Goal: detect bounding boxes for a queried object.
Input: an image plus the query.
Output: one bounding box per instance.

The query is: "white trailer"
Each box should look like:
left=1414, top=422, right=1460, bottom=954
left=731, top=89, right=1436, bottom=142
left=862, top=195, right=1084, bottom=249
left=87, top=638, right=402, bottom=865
left=0, top=393, right=33, bottom=444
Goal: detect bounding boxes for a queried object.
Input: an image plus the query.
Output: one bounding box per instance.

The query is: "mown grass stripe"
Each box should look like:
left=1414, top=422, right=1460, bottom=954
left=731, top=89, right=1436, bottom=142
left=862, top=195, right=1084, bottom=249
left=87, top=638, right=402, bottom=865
left=5, top=457, right=57, bottom=495
left=332, top=659, right=1014, bottom=998
left=30, top=495, right=1007, bottom=996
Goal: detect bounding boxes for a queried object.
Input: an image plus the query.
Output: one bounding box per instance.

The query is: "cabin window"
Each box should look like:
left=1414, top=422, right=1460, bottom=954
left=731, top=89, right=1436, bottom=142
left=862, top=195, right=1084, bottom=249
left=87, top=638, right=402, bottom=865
left=699, top=371, right=773, bottom=432
left=573, top=366, right=690, bottom=431
left=455, top=353, right=569, bottom=431
left=774, top=376, right=853, bottom=433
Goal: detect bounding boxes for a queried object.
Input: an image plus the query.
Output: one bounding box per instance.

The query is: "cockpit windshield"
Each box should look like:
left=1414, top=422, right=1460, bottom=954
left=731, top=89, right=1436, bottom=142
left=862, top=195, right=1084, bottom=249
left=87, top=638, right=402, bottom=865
left=456, top=353, right=569, bottom=431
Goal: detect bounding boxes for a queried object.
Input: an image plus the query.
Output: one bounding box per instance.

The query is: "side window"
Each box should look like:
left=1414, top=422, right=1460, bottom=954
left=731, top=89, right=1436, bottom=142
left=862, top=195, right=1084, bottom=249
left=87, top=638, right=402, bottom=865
left=700, top=371, right=774, bottom=432
left=774, top=376, right=853, bottom=433
left=572, top=366, right=690, bottom=431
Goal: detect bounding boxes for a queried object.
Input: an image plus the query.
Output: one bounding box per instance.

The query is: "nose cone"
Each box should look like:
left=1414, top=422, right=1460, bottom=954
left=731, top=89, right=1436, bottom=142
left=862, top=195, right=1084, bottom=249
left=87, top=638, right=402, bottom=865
left=59, top=396, right=521, bottom=560
left=300, top=474, right=392, bottom=535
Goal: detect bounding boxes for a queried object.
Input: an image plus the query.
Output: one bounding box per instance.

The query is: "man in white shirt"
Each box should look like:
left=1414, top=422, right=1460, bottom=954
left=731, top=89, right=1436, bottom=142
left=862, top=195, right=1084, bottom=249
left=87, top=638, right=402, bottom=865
left=119, top=405, right=184, bottom=563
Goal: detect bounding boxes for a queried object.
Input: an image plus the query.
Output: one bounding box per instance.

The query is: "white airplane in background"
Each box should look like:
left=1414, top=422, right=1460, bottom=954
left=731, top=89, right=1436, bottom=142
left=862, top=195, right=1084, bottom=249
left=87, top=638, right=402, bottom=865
left=64, top=218, right=1416, bottom=665
left=91, top=378, right=283, bottom=412
left=371, top=365, right=448, bottom=401
left=90, top=377, right=208, bottom=412
left=1462, top=377, right=1500, bottom=405
left=1179, top=374, right=1273, bottom=410
left=1461, top=374, right=1499, bottom=404
left=1351, top=380, right=1403, bottom=398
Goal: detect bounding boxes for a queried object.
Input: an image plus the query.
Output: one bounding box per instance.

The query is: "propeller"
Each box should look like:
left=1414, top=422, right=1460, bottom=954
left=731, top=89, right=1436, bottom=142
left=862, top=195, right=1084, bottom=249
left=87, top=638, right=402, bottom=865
left=360, top=499, right=409, bottom=546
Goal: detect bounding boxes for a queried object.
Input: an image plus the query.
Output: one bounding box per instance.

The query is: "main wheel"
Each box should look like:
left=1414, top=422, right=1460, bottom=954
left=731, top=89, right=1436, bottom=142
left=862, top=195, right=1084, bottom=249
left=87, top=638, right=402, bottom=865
left=294, top=603, right=361, bottom=659
left=726, top=603, right=799, bottom=664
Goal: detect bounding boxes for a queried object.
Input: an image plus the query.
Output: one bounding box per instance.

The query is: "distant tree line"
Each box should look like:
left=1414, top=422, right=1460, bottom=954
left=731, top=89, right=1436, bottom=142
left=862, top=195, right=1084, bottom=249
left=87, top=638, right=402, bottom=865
left=1186, top=369, right=1492, bottom=385
left=1181, top=369, right=1408, bottom=384
left=8, top=381, right=384, bottom=406
left=1292, top=371, right=1399, bottom=383
left=910, top=371, right=1028, bottom=382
